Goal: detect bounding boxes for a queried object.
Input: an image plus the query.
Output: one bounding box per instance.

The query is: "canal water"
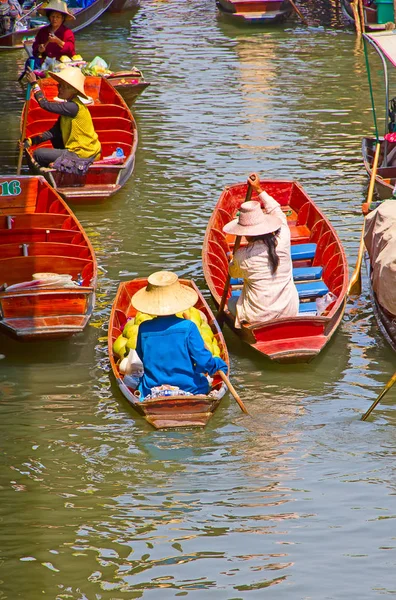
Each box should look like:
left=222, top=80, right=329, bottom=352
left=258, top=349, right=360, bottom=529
left=1, top=1, right=395, bottom=597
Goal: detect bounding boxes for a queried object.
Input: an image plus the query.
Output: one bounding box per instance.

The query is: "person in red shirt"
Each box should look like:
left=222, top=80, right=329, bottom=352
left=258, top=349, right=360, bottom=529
left=32, top=0, right=75, bottom=65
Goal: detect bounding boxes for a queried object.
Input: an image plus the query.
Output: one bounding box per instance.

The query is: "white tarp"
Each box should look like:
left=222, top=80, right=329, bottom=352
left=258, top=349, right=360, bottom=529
left=364, top=200, right=396, bottom=316
left=366, top=32, right=396, bottom=68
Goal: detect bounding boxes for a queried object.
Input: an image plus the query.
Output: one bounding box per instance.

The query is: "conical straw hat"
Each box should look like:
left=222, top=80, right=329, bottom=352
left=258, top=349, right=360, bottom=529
left=38, top=0, right=75, bottom=20
left=131, top=271, right=198, bottom=316
left=48, top=67, right=89, bottom=99
left=223, top=200, right=282, bottom=236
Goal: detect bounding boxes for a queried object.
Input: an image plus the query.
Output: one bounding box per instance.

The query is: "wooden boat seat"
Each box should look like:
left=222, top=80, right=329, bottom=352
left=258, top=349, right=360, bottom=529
left=88, top=104, right=130, bottom=120
left=0, top=214, right=77, bottom=230
left=298, top=301, right=317, bottom=314
left=296, top=281, right=329, bottom=299
left=290, top=243, right=316, bottom=261
left=230, top=266, right=323, bottom=288
left=0, top=242, right=91, bottom=259
left=0, top=228, right=84, bottom=245
left=289, top=224, right=311, bottom=243
left=0, top=256, right=91, bottom=286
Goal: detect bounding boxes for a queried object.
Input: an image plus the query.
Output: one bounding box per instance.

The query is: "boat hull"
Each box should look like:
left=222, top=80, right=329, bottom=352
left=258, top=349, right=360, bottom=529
left=202, top=180, right=349, bottom=363
left=362, top=137, right=395, bottom=200
left=106, top=72, right=150, bottom=105
left=108, top=279, right=230, bottom=429
left=0, top=175, right=97, bottom=340
left=23, top=76, right=138, bottom=204
left=216, top=0, right=291, bottom=23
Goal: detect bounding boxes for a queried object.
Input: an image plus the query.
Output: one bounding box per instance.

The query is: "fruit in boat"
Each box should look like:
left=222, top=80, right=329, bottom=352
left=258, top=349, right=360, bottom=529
left=135, top=312, right=154, bottom=326
left=212, top=339, right=221, bottom=357
left=123, top=319, right=136, bottom=338
left=113, top=334, right=128, bottom=358
left=125, top=325, right=139, bottom=350
left=200, top=323, right=213, bottom=340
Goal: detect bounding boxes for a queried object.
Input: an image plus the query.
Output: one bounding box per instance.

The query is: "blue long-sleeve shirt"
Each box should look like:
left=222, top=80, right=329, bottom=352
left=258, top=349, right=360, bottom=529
left=136, top=315, right=228, bottom=398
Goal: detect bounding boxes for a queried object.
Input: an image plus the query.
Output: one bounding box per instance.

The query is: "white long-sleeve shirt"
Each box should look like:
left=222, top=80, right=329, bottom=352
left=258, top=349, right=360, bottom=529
left=228, top=191, right=299, bottom=328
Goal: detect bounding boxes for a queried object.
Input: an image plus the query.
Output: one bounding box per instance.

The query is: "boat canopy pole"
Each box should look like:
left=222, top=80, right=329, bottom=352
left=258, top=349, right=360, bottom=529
left=363, top=33, right=383, bottom=142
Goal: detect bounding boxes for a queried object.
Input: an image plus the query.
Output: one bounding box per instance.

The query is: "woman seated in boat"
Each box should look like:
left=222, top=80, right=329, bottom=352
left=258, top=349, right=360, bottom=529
left=22, top=66, right=101, bottom=168
left=131, top=271, right=228, bottom=399
left=31, top=0, right=75, bottom=65
left=223, top=173, right=299, bottom=327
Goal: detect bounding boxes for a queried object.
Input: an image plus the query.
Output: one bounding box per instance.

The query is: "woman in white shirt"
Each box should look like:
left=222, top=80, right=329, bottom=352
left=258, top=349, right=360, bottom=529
left=223, top=173, right=299, bottom=328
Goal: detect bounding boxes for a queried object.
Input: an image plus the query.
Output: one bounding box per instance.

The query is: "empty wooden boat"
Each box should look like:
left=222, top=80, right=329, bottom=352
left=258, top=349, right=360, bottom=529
left=0, top=0, right=114, bottom=51
left=202, top=179, right=348, bottom=363
left=0, top=174, right=96, bottom=340
left=106, top=70, right=150, bottom=105
left=108, top=279, right=230, bottom=429
left=23, top=76, right=138, bottom=205
left=216, top=0, right=292, bottom=24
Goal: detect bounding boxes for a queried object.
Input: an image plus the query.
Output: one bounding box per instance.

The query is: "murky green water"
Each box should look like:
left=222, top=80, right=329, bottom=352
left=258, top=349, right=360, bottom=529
left=0, top=1, right=396, bottom=598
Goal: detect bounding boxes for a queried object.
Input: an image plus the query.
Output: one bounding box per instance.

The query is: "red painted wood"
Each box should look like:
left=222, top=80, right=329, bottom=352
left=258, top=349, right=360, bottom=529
left=202, top=179, right=349, bottom=363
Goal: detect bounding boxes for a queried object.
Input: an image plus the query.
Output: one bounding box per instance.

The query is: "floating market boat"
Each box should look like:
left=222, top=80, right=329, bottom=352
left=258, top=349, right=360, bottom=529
left=23, top=75, right=137, bottom=204
left=106, top=70, right=150, bottom=105
left=202, top=179, right=348, bottom=363
left=216, top=0, right=292, bottom=24
left=0, top=0, right=114, bottom=51
left=0, top=174, right=96, bottom=340
left=108, top=278, right=230, bottom=429
left=362, top=200, right=396, bottom=352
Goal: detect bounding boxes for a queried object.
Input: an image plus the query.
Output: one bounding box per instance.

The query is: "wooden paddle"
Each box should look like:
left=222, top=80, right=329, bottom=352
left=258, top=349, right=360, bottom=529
left=218, top=370, right=249, bottom=415
left=347, top=142, right=381, bottom=296
left=289, top=0, right=309, bottom=25
left=217, top=180, right=253, bottom=324
left=361, top=371, right=396, bottom=421
left=17, top=59, right=34, bottom=175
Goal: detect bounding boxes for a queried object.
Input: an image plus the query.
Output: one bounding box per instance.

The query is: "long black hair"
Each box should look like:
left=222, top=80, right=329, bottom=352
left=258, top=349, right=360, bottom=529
left=247, top=228, right=281, bottom=274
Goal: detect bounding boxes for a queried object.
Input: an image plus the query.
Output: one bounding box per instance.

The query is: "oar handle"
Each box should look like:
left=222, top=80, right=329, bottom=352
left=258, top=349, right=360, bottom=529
left=17, top=58, right=35, bottom=175
left=218, top=370, right=249, bottom=415
left=289, top=0, right=309, bottom=25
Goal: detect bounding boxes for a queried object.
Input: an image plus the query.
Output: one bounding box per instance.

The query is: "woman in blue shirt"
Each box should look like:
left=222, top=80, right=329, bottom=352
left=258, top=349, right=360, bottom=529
left=132, top=271, right=228, bottom=399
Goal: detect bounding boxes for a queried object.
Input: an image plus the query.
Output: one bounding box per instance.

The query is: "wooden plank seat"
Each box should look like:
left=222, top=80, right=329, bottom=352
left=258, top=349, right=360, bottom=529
left=88, top=104, right=130, bottom=120
left=298, top=301, right=317, bottom=314
left=0, top=242, right=91, bottom=259
left=290, top=243, right=316, bottom=261
left=295, top=280, right=329, bottom=299
left=0, top=256, right=92, bottom=287
left=0, top=228, right=84, bottom=245
left=230, top=266, right=323, bottom=287
left=0, top=214, right=78, bottom=230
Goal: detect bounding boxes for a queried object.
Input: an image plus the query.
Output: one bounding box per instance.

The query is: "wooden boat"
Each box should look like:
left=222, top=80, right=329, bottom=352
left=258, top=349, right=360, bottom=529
left=108, top=279, right=230, bottom=429
left=107, top=0, right=140, bottom=12
left=341, top=0, right=391, bottom=31
left=23, top=75, right=138, bottom=205
left=0, top=0, right=114, bottom=51
left=106, top=70, right=150, bottom=105
left=0, top=174, right=96, bottom=340
left=216, top=0, right=292, bottom=24
left=362, top=137, right=396, bottom=200
left=202, top=179, right=349, bottom=363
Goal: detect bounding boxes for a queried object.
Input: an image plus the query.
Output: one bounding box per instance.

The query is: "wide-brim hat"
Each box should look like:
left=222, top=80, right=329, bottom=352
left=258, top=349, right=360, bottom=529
left=38, top=0, right=75, bottom=20
left=131, top=271, right=199, bottom=316
left=223, top=200, right=282, bottom=236
left=48, top=67, right=89, bottom=99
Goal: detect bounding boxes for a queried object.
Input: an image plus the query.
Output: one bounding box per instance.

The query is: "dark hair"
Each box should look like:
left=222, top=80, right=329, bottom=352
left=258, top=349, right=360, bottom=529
left=247, top=228, right=281, bottom=274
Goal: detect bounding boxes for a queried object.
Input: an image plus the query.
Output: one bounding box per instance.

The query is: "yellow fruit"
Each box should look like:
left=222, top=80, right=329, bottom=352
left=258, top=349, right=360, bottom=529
left=200, top=323, right=214, bottom=340
left=125, top=325, right=139, bottom=350
left=212, top=339, right=221, bottom=357
left=135, top=311, right=154, bottom=326
left=72, top=54, right=83, bottom=61
left=122, top=319, right=136, bottom=338
left=198, top=309, right=208, bottom=323
left=175, top=312, right=184, bottom=318
left=113, top=334, right=128, bottom=358
left=60, top=55, right=71, bottom=63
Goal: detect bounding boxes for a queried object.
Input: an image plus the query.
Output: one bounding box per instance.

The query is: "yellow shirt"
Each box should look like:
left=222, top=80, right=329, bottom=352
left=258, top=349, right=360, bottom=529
left=60, top=96, right=101, bottom=159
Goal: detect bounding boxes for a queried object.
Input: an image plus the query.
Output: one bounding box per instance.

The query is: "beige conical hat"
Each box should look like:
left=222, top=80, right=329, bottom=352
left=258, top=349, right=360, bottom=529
left=223, top=200, right=282, bottom=236
left=38, top=0, right=75, bottom=20
left=48, top=67, right=89, bottom=99
left=131, top=271, right=199, bottom=316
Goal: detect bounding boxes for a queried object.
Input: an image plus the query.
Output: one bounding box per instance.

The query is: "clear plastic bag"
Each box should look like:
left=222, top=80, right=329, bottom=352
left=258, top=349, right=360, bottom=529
left=316, top=292, right=337, bottom=316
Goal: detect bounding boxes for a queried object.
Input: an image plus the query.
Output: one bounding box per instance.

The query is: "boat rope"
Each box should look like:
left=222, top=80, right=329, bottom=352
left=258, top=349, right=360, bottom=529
left=363, top=36, right=379, bottom=142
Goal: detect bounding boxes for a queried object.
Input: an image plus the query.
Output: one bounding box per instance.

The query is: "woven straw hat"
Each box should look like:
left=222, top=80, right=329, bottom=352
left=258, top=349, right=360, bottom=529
left=38, top=0, right=75, bottom=20
left=131, top=271, right=198, bottom=316
left=48, top=67, right=89, bottom=99
left=223, top=200, right=282, bottom=236
left=39, top=0, right=75, bottom=20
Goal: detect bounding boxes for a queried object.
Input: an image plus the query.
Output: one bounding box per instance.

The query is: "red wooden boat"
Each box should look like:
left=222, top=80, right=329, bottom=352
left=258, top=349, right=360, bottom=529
left=23, top=75, right=138, bottom=205
left=216, top=0, right=292, bottom=24
left=108, top=279, right=230, bottom=429
left=0, top=0, right=114, bottom=51
left=106, top=70, right=150, bottom=106
left=202, top=179, right=348, bottom=363
left=362, top=137, right=395, bottom=200
left=0, top=174, right=96, bottom=340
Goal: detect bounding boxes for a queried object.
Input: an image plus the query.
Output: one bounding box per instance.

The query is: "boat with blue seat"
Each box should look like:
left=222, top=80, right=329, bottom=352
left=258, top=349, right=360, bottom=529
left=202, top=179, right=348, bottom=363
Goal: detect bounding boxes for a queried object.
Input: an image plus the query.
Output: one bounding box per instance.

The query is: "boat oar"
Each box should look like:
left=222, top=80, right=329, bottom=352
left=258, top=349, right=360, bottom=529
left=347, top=141, right=381, bottom=296
left=217, top=181, right=253, bottom=324
left=361, top=371, right=396, bottom=421
left=17, top=58, right=34, bottom=175
left=218, top=370, right=249, bottom=415
left=289, top=0, right=309, bottom=25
